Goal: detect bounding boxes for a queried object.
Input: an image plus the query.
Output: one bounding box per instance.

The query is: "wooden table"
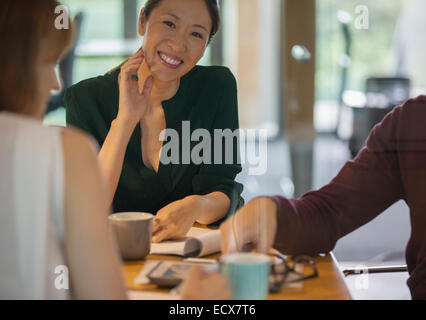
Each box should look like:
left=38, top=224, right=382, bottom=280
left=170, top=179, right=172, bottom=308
left=123, top=252, right=352, bottom=300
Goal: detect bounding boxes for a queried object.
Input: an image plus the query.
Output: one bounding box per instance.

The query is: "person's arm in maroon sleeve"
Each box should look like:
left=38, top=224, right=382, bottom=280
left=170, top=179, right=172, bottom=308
left=221, top=97, right=426, bottom=300
left=389, top=96, right=426, bottom=300
left=271, top=106, right=406, bottom=255
left=221, top=106, right=406, bottom=256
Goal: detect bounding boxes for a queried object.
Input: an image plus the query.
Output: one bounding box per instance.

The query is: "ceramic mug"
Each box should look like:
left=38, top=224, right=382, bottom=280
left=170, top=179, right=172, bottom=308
left=220, top=253, right=271, bottom=300
left=109, top=212, right=153, bottom=260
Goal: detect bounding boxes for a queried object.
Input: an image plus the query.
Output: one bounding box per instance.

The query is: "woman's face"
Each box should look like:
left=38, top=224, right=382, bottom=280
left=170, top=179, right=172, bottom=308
left=139, top=0, right=212, bottom=82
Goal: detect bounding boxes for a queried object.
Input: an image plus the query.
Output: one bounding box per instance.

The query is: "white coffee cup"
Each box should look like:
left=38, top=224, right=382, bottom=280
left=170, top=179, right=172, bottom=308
left=108, top=212, right=153, bottom=260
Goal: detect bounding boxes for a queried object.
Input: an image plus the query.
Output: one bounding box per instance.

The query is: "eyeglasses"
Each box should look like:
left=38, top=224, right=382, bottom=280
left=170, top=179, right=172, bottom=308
left=268, top=253, right=319, bottom=293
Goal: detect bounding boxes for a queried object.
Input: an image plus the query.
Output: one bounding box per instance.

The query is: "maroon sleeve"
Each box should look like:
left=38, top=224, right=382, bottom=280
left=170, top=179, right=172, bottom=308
left=393, top=97, right=426, bottom=300
left=270, top=105, right=406, bottom=255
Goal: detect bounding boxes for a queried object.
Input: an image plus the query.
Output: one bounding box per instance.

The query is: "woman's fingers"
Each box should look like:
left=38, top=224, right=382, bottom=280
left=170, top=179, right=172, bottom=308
left=116, top=49, right=149, bottom=121
left=123, top=55, right=144, bottom=70
left=152, top=223, right=184, bottom=243
left=119, top=49, right=144, bottom=74
left=119, top=53, right=144, bottom=81
left=141, top=76, right=154, bottom=98
left=122, top=61, right=143, bottom=71
left=127, top=50, right=144, bottom=64
left=121, top=63, right=142, bottom=76
left=127, top=55, right=144, bottom=63
left=121, top=58, right=143, bottom=71
left=152, top=217, right=164, bottom=234
left=119, top=67, right=143, bottom=90
left=152, top=226, right=173, bottom=243
left=152, top=221, right=160, bottom=234
left=134, top=49, right=144, bottom=58
left=119, top=70, right=137, bottom=84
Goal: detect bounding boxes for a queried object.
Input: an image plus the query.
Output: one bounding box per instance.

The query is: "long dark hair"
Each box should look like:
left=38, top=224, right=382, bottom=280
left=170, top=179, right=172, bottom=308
left=143, top=0, right=220, bottom=43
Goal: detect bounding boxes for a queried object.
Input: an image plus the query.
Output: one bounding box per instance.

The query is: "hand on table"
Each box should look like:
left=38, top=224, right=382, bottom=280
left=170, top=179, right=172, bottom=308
left=152, top=196, right=199, bottom=243
left=180, top=266, right=231, bottom=300
left=220, top=197, right=278, bottom=254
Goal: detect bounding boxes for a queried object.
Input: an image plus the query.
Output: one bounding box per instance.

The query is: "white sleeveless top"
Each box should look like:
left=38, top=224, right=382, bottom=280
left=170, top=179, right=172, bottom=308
left=0, top=112, right=70, bottom=299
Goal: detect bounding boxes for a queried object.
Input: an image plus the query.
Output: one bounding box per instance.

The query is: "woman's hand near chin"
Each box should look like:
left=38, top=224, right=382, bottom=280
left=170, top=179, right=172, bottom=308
left=117, top=50, right=153, bottom=126
left=99, top=50, right=154, bottom=206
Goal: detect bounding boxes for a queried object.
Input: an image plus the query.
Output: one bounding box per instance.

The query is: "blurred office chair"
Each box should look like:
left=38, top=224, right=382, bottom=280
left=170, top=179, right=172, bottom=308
left=348, top=77, right=411, bottom=158
left=334, top=10, right=413, bottom=158
left=46, top=11, right=85, bottom=114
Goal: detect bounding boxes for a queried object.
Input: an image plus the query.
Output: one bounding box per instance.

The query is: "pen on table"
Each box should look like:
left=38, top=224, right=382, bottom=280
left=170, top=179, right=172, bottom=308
left=183, top=258, right=217, bottom=264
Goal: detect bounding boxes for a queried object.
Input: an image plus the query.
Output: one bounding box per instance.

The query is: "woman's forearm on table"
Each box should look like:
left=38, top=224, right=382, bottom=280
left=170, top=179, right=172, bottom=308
left=98, top=117, right=137, bottom=205
left=190, top=192, right=230, bottom=225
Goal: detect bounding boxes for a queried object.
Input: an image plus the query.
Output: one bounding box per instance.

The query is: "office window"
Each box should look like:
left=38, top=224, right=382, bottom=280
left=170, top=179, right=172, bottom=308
left=221, top=0, right=281, bottom=138
left=315, top=0, right=405, bottom=132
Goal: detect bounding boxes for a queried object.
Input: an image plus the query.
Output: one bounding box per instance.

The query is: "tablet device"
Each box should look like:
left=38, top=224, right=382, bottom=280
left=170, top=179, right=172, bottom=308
left=147, top=261, right=196, bottom=288
left=146, top=260, right=219, bottom=288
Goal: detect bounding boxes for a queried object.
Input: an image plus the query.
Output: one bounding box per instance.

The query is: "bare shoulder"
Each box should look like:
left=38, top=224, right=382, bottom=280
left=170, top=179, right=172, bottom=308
left=60, top=127, right=102, bottom=190
left=61, top=127, right=100, bottom=156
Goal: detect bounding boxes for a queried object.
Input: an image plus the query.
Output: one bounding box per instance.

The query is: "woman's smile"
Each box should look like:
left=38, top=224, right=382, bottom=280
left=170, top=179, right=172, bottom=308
left=138, top=0, right=213, bottom=82
left=158, top=51, right=184, bottom=69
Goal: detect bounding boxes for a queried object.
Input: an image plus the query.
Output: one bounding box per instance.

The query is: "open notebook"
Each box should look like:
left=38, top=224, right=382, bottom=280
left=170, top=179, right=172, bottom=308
left=150, top=227, right=221, bottom=257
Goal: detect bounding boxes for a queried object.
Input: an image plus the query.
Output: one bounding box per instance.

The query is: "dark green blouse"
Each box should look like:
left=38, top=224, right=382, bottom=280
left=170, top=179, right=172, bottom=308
left=65, top=65, right=244, bottom=225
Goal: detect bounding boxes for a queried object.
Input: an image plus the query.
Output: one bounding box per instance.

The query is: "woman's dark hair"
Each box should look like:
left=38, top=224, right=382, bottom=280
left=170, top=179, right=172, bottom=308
left=0, top=0, right=73, bottom=114
left=143, top=0, right=220, bottom=43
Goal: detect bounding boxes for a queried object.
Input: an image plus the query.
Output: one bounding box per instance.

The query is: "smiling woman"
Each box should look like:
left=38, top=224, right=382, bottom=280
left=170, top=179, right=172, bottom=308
left=143, top=0, right=220, bottom=44
left=137, top=0, right=219, bottom=87
left=65, top=0, right=244, bottom=243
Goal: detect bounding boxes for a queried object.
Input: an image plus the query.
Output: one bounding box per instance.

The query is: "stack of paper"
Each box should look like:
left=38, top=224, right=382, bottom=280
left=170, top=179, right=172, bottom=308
left=150, top=227, right=221, bottom=257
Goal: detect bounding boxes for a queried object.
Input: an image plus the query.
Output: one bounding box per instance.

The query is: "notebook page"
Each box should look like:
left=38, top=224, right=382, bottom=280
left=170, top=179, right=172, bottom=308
left=150, top=227, right=221, bottom=257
